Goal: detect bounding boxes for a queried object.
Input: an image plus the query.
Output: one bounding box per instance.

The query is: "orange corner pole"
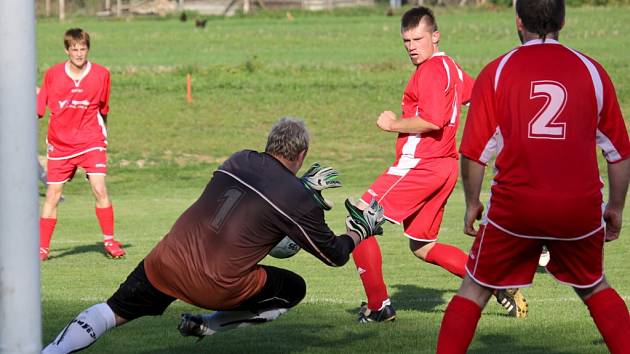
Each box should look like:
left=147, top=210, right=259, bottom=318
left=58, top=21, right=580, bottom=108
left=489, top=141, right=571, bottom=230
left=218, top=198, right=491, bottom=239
left=186, top=73, right=193, bottom=103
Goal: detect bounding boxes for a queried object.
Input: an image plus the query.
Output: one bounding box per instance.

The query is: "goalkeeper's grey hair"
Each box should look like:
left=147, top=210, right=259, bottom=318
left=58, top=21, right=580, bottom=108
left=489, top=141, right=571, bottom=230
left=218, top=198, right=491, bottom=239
left=265, top=117, right=310, bottom=161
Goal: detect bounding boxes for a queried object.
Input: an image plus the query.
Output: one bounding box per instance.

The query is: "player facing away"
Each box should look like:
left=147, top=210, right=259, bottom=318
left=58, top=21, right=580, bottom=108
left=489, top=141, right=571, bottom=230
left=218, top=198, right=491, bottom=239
left=37, top=28, right=124, bottom=260
left=436, top=1, right=630, bottom=353
left=42, top=118, right=386, bottom=354
left=349, top=6, right=527, bottom=323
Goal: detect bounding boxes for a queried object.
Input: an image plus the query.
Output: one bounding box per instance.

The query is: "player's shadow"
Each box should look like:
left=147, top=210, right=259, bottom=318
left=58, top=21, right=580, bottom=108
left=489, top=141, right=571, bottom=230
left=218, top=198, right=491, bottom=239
left=47, top=242, right=132, bottom=260
left=136, top=321, right=372, bottom=354
left=389, top=284, right=448, bottom=313
left=344, top=284, right=448, bottom=316
left=470, top=333, right=571, bottom=354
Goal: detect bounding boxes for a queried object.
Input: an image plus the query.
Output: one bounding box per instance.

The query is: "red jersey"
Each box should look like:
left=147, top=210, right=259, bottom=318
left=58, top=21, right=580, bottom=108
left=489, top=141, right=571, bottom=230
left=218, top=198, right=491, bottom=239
left=37, top=61, right=111, bottom=159
left=460, top=39, right=630, bottom=239
left=388, top=53, right=474, bottom=176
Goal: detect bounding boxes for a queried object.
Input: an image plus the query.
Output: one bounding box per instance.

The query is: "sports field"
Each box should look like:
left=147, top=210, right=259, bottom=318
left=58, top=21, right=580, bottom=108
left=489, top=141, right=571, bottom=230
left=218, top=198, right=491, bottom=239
left=38, top=5, right=629, bottom=353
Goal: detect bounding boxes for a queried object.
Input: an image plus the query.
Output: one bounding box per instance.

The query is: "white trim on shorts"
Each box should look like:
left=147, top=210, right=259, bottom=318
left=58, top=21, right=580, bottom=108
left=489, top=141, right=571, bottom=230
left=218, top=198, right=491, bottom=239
left=47, top=146, right=106, bottom=160
left=545, top=269, right=605, bottom=289
left=404, top=233, right=438, bottom=242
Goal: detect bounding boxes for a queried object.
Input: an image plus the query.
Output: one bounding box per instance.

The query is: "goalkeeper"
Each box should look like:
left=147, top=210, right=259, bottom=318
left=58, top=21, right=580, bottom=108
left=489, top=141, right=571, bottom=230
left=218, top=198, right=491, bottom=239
left=43, top=117, right=385, bottom=354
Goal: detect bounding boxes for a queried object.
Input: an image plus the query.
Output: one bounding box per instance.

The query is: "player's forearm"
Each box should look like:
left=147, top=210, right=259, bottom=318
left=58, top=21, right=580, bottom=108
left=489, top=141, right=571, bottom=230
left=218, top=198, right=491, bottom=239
left=607, top=157, right=630, bottom=211
left=388, top=116, right=440, bottom=134
left=461, top=156, right=485, bottom=205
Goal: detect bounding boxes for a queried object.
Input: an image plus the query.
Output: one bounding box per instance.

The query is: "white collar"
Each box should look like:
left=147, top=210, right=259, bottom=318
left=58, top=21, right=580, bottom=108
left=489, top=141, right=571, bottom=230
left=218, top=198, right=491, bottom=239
left=522, top=38, right=560, bottom=46
left=65, top=60, right=92, bottom=86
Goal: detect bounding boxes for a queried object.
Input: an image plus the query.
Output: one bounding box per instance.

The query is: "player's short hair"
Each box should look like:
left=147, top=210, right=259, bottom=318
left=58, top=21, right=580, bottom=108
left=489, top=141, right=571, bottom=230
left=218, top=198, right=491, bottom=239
left=516, top=0, right=564, bottom=41
left=401, top=6, right=438, bottom=33
left=265, top=117, right=309, bottom=161
left=64, top=28, right=90, bottom=50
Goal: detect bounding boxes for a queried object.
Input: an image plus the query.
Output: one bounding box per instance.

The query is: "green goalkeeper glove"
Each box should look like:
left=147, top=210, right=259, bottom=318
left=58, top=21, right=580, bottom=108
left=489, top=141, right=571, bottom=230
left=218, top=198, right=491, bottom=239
left=300, top=163, right=342, bottom=210
left=344, top=198, right=385, bottom=240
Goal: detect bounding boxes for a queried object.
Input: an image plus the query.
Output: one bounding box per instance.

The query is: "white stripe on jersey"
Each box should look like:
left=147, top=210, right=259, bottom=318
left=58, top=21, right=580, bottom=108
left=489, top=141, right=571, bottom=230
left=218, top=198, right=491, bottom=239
left=566, top=48, right=604, bottom=118
left=494, top=49, right=517, bottom=91
left=479, top=127, right=504, bottom=164
left=388, top=133, right=422, bottom=176
left=442, top=58, right=451, bottom=93
left=217, top=169, right=338, bottom=266
left=596, top=129, right=623, bottom=162
left=387, top=154, right=421, bottom=176
left=97, top=112, right=108, bottom=144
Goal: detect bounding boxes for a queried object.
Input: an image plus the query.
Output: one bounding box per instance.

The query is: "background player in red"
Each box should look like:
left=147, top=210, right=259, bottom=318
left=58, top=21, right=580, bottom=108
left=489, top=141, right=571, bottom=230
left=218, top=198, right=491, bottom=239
left=349, top=6, right=525, bottom=322
left=437, top=0, right=630, bottom=352
left=37, top=28, right=124, bottom=260
left=41, top=118, right=385, bottom=354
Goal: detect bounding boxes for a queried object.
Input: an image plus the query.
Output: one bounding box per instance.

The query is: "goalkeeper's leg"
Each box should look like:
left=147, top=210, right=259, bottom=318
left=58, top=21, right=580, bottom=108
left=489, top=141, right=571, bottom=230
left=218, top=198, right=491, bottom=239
left=42, top=303, right=121, bottom=354
left=44, top=261, right=175, bottom=353
left=179, top=266, right=306, bottom=339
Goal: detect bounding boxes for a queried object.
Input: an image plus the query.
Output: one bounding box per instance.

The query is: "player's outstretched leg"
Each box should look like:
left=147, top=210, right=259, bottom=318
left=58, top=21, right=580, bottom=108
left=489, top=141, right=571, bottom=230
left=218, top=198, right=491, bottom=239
left=42, top=303, right=117, bottom=354
left=418, top=242, right=467, bottom=278
left=352, top=237, right=395, bottom=323
left=178, top=308, right=289, bottom=340
left=179, top=265, right=307, bottom=340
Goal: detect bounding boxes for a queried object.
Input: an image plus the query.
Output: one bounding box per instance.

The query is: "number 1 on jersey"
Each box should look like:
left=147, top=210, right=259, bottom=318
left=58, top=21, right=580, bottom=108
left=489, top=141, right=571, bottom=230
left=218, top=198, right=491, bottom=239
left=209, top=187, right=244, bottom=232
left=528, top=80, right=567, bottom=140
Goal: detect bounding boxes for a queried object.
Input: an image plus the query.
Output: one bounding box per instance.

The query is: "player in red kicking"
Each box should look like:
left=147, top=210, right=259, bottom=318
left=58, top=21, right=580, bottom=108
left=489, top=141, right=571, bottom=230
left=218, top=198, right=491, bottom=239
left=437, top=0, right=630, bottom=352
left=350, top=6, right=527, bottom=323
left=37, top=28, right=124, bottom=260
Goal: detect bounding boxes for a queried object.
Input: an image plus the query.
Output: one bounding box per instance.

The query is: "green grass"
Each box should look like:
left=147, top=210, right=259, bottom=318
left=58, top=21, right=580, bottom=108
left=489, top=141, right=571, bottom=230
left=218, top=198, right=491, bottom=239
left=39, top=5, right=629, bottom=353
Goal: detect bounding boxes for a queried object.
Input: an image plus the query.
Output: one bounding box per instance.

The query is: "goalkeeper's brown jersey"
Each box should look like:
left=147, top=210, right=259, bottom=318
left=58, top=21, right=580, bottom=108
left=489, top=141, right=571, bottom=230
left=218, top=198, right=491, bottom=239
left=144, top=150, right=355, bottom=310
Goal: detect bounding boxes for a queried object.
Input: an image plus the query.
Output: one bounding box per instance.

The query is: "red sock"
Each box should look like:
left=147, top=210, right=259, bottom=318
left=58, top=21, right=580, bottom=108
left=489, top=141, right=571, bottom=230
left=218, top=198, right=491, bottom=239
left=437, top=295, right=482, bottom=354
left=39, top=217, right=57, bottom=250
left=585, top=287, right=630, bottom=354
left=95, top=205, right=115, bottom=240
left=352, top=237, right=389, bottom=310
left=425, top=243, right=468, bottom=278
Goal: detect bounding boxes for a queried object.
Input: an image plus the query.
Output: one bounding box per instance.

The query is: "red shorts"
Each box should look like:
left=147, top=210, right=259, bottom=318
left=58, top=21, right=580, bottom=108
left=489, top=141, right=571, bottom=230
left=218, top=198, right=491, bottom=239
left=466, top=222, right=605, bottom=289
left=47, top=148, right=107, bottom=184
left=360, top=158, right=458, bottom=241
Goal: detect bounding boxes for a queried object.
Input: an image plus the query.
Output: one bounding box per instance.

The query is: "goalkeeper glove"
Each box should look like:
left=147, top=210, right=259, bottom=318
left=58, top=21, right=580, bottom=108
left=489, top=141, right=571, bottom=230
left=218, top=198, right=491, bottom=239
left=344, top=198, right=385, bottom=240
left=300, top=163, right=342, bottom=210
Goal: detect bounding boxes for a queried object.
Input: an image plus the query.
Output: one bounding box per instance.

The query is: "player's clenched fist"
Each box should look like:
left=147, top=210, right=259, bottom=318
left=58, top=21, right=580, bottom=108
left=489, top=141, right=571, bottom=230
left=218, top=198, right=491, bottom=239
left=464, top=201, right=484, bottom=237
left=376, top=111, right=398, bottom=132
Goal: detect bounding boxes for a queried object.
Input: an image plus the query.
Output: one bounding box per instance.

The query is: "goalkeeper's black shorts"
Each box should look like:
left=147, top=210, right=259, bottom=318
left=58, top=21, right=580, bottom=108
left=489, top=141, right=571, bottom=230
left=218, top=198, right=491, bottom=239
left=107, top=260, right=176, bottom=321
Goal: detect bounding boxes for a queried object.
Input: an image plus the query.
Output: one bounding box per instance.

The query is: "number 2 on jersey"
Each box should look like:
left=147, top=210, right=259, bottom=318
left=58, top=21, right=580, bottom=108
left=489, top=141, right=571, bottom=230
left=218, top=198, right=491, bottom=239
left=528, top=80, right=567, bottom=139
left=209, top=187, right=244, bottom=232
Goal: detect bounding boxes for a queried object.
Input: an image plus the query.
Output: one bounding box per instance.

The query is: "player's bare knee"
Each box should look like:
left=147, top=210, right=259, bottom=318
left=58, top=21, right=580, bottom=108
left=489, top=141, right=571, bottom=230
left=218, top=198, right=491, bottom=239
left=410, top=240, right=434, bottom=261
left=45, top=185, right=64, bottom=203
left=91, top=186, right=109, bottom=202
left=574, top=279, right=609, bottom=301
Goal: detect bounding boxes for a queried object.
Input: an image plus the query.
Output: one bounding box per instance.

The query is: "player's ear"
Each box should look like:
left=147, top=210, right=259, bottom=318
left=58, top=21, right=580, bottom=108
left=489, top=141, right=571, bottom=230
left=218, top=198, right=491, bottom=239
left=515, top=16, right=525, bottom=32
left=432, top=31, right=440, bottom=45
left=297, top=149, right=307, bottom=167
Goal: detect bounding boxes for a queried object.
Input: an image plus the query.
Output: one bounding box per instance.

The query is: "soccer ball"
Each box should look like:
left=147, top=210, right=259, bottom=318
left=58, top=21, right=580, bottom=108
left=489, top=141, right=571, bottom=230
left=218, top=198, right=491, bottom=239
left=269, top=236, right=301, bottom=259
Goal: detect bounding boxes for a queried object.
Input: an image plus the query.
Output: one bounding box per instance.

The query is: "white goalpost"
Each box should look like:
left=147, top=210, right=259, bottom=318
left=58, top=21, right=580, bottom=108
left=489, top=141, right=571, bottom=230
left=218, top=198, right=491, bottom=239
left=0, top=0, right=42, bottom=352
